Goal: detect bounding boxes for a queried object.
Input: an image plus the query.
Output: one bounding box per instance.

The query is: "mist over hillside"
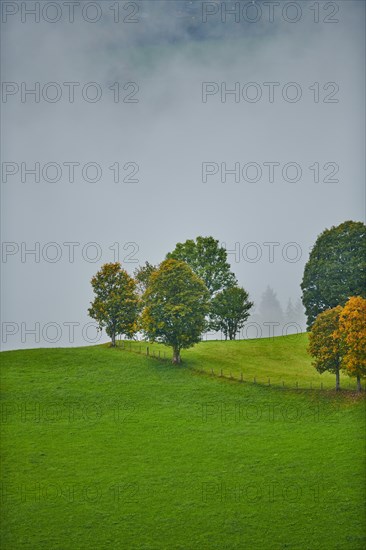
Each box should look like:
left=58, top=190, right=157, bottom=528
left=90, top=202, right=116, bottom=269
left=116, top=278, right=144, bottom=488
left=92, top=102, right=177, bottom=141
left=1, top=0, right=364, bottom=349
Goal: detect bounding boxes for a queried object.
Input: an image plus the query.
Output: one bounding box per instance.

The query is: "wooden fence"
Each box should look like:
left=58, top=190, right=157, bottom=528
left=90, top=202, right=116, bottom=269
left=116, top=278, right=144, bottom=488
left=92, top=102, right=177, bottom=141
left=116, top=340, right=364, bottom=392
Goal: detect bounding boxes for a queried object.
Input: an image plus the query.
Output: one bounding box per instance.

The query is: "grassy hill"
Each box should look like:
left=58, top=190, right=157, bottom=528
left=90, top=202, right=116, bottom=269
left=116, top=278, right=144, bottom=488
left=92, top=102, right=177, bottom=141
left=1, top=340, right=365, bottom=549
left=126, top=333, right=362, bottom=391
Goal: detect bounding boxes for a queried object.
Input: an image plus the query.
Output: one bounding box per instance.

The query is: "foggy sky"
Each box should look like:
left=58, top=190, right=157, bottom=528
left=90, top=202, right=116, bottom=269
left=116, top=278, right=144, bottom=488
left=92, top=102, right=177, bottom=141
left=1, top=0, right=365, bottom=349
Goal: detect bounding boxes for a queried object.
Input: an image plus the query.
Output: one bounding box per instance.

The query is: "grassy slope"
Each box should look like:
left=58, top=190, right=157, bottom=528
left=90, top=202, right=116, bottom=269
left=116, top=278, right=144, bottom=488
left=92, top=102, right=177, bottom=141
left=1, top=343, right=365, bottom=549
left=127, top=333, right=361, bottom=390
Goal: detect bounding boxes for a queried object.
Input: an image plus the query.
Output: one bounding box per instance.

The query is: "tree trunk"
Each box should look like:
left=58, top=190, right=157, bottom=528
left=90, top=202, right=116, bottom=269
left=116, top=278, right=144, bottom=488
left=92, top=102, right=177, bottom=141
left=356, top=374, right=362, bottom=392
left=335, top=367, right=340, bottom=391
left=172, top=347, right=181, bottom=364
left=111, top=332, right=116, bottom=347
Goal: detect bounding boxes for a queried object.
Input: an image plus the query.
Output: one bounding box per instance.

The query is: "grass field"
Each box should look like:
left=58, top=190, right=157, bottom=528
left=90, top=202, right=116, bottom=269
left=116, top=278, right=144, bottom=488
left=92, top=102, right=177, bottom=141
left=1, top=339, right=365, bottom=549
left=125, top=333, right=363, bottom=391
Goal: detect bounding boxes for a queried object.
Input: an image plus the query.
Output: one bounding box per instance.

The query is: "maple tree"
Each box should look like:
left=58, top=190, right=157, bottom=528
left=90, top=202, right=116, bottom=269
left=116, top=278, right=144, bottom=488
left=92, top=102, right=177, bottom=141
left=337, top=296, right=366, bottom=392
left=308, top=306, right=343, bottom=390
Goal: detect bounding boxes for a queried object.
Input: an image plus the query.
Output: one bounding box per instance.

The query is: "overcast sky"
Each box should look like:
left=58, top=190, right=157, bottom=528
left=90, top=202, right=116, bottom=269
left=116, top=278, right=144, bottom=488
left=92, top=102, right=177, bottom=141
left=1, top=0, right=365, bottom=349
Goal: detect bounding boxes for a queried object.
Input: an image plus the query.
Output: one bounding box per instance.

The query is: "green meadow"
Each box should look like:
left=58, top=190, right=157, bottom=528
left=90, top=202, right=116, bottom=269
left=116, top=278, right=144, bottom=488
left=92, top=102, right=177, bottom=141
left=1, top=337, right=365, bottom=549
left=126, top=334, right=363, bottom=391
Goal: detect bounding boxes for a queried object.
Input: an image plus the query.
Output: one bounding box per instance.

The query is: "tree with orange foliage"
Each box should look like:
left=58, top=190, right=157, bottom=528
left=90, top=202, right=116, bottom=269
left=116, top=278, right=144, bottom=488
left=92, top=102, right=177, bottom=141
left=337, top=296, right=366, bottom=392
left=308, top=306, right=343, bottom=391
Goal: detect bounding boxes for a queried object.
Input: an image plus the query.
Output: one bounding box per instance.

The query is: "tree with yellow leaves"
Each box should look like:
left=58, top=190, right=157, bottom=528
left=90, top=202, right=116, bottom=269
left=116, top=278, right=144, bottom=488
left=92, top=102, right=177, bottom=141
left=308, top=306, right=343, bottom=391
left=337, top=296, right=366, bottom=392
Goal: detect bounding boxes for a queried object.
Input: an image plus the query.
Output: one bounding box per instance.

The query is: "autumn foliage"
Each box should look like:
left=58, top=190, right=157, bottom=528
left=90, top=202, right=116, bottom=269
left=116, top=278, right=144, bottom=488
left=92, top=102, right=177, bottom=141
left=337, top=296, right=366, bottom=391
left=308, top=306, right=343, bottom=390
left=309, top=296, right=366, bottom=391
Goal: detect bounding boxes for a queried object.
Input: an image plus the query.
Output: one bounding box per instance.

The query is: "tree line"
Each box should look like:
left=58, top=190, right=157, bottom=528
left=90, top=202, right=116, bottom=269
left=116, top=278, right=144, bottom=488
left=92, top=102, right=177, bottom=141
left=302, top=220, right=366, bottom=391
left=88, top=237, right=253, bottom=363
left=88, top=221, right=365, bottom=388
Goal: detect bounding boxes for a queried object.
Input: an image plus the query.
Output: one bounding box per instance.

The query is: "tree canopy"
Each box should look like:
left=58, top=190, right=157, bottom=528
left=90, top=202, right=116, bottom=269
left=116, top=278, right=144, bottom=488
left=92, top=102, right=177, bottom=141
left=308, top=305, right=343, bottom=390
left=166, top=236, right=237, bottom=298
left=337, top=296, right=366, bottom=391
left=141, top=259, right=210, bottom=363
left=88, top=263, right=139, bottom=346
left=301, top=220, right=366, bottom=328
left=134, top=261, right=157, bottom=295
left=210, top=286, right=253, bottom=340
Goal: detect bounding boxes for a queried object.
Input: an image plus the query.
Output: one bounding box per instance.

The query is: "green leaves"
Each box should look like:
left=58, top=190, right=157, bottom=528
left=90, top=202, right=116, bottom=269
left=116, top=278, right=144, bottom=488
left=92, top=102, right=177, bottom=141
left=301, top=221, right=366, bottom=328
left=166, top=236, right=237, bottom=298
left=134, top=261, right=157, bottom=295
left=88, top=263, right=140, bottom=345
left=141, top=259, right=210, bottom=362
left=210, top=286, right=253, bottom=340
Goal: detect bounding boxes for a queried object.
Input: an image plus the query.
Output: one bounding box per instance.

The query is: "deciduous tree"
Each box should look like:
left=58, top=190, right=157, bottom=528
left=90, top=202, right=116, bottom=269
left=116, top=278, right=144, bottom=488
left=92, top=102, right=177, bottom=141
left=166, top=236, right=237, bottom=298
left=134, top=261, right=157, bottom=295
left=141, top=259, right=209, bottom=364
left=88, top=263, right=139, bottom=347
left=308, top=306, right=343, bottom=391
left=337, top=296, right=366, bottom=392
left=301, top=221, right=366, bottom=328
left=210, top=286, right=253, bottom=340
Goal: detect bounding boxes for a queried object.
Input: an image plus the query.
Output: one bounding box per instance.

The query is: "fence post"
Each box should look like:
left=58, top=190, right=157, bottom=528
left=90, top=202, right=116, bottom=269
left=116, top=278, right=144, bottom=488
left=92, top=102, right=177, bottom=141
left=146, top=346, right=149, bottom=357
